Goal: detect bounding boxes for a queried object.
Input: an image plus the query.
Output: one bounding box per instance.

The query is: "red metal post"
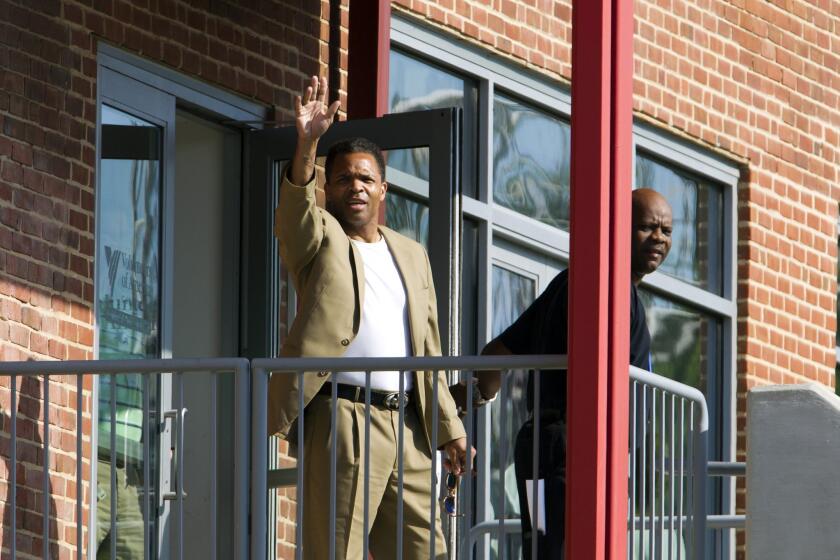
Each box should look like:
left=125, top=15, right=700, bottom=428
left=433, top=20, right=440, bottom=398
left=567, top=0, right=633, bottom=558
left=347, top=0, right=391, bottom=119
left=607, top=0, right=634, bottom=557
left=566, top=0, right=612, bottom=556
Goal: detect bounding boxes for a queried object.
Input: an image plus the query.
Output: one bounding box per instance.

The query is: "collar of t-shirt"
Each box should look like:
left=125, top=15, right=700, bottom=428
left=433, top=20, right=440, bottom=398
left=334, top=237, right=414, bottom=392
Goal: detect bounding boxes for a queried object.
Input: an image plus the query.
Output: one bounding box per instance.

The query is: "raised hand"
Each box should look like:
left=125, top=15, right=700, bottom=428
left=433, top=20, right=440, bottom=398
left=295, top=75, right=341, bottom=143
left=289, top=76, right=341, bottom=185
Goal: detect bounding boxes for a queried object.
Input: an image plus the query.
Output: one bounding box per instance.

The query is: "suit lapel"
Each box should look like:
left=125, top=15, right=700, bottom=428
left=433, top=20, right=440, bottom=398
left=349, top=240, right=365, bottom=334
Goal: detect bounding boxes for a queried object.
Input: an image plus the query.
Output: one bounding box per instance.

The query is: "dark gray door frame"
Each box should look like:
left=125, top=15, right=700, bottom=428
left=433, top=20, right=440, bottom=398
left=245, top=108, right=461, bottom=358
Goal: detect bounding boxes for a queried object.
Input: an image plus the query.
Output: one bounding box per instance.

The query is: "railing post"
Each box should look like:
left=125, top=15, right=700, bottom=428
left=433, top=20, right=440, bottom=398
left=234, top=361, right=251, bottom=560
left=692, top=414, right=708, bottom=559
left=250, top=366, right=268, bottom=560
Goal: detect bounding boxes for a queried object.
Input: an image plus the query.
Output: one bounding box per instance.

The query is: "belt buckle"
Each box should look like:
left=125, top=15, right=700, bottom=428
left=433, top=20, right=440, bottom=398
left=383, top=392, right=407, bottom=411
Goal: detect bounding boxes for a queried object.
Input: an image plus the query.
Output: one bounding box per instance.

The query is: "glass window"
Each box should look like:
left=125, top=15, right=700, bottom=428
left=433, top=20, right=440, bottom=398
left=488, top=264, right=537, bottom=558
left=493, top=93, right=571, bottom=230
left=385, top=191, right=429, bottom=247
left=635, top=154, right=724, bottom=294
left=388, top=48, right=478, bottom=195
left=391, top=19, right=738, bottom=554
left=638, top=289, right=723, bottom=447
left=95, top=104, right=162, bottom=554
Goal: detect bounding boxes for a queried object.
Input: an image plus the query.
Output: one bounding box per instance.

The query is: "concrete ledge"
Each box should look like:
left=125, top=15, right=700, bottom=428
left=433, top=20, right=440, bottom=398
left=747, top=383, right=840, bottom=560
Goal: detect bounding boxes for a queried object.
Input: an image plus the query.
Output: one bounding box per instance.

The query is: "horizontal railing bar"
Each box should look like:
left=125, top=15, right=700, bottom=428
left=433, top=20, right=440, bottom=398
left=468, top=519, right=522, bottom=546
left=0, top=357, right=250, bottom=375
left=252, top=354, right=566, bottom=372
left=707, top=461, right=746, bottom=477
left=708, top=515, right=745, bottom=529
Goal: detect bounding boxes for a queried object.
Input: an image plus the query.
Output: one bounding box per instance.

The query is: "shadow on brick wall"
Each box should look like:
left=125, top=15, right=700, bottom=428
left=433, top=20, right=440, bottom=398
left=1, top=375, right=60, bottom=558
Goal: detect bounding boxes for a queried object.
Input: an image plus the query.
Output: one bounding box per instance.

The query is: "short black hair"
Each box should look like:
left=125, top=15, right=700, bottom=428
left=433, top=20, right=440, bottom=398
left=324, top=137, right=386, bottom=182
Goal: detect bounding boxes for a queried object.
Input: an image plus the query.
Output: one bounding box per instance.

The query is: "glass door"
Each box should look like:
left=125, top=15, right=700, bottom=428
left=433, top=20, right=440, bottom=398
left=245, top=108, right=461, bottom=559
left=95, top=73, right=174, bottom=560
left=96, top=56, right=254, bottom=558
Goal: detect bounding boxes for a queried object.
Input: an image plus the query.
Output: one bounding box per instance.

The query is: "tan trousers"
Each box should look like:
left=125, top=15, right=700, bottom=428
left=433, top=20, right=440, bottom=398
left=301, top=394, right=447, bottom=560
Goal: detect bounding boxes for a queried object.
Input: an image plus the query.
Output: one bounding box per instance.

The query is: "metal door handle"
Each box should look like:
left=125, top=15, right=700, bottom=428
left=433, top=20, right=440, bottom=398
left=162, top=408, right=188, bottom=501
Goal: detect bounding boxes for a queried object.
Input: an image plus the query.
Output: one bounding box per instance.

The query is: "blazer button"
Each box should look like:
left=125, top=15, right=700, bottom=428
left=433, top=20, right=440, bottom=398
left=317, top=371, right=329, bottom=377
left=341, top=338, right=350, bottom=346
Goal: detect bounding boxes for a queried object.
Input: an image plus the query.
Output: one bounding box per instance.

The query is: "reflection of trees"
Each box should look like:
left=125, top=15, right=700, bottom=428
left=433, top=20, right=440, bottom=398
left=644, top=303, right=705, bottom=392
left=389, top=90, right=463, bottom=181
left=385, top=195, right=428, bottom=245
left=488, top=267, right=534, bottom=528
left=493, top=99, right=570, bottom=229
left=635, top=157, right=706, bottom=289
left=491, top=267, right=534, bottom=337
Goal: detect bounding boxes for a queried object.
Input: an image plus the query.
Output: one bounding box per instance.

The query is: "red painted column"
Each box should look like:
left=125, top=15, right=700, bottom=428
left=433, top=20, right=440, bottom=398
left=347, top=0, right=391, bottom=119
left=566, top=0, right=633, bottom=558
left=606, top=0, right=634, bottom=557
left=566, top=0, right=612, bottom=556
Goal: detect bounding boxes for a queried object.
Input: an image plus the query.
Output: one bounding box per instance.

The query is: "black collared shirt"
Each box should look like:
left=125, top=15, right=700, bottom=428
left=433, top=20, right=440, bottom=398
left=498, top=269, right=651, bottom=416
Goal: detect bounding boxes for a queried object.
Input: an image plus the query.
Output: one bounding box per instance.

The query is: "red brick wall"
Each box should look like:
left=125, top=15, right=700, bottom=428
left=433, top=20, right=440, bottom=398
left=0, top=0, right=341, bottom=557
left=397, top=0, right=839, bottom=557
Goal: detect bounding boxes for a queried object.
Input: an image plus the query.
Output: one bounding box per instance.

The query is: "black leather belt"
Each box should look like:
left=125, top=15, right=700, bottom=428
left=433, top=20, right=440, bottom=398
left=317, top=383, right=410, bottom=411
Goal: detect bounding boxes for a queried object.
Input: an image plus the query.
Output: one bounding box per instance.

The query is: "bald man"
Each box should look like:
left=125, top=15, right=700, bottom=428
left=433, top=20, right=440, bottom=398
left=470, top=188, right=673, bottom=559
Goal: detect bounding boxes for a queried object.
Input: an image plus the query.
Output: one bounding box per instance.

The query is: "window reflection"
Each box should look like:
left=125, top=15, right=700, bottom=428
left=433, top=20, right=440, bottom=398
left=385, top=191, right=429, bottom=247
left=388, top=49, right=478, bottom=196
left=95, top=105, right=161, bottom=556
left=488, top=265, right=537, bottom=557
left=635, top=154, right=724, bottom=293
left=638, top=289, right=722, bottom=434
left=493, top=94, right=571, bottom=229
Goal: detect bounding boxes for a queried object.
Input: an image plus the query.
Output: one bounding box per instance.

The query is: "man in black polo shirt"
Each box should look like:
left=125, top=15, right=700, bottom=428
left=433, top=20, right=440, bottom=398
left=476, top=188, right=673, bottom=559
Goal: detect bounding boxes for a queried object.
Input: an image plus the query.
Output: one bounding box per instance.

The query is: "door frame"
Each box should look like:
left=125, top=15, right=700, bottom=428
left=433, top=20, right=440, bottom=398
left=245, top=108, right=461, bottom=559
left=95, top=45, right=266, bottom=559
left=244, top=107, right=461, bottom=358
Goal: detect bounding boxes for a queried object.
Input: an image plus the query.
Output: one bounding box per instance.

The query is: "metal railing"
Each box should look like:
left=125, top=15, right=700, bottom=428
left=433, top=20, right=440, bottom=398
left=0, top=356, right=714, bottom=559
left=628, top=365, right=708, bottom=560
left=251, top=354, right=568, bottom=560
left=0, top=358, right=250, bottom=560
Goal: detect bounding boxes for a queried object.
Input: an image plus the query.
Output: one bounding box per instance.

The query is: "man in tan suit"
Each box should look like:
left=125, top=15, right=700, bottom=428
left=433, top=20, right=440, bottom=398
left=267, top=76, right=469, bottom=559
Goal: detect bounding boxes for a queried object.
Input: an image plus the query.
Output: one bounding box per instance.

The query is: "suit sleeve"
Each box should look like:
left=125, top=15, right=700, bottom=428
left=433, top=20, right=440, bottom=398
left=421, top=249, right=467, bottom=447
left=275, top=169, right=326, bottom=278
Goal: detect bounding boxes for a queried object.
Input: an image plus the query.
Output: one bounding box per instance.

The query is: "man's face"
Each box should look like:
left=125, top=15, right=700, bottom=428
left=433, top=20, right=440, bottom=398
left=631, top=191, right=673, bottom=280
left=325, top=152, right=387, bottom=235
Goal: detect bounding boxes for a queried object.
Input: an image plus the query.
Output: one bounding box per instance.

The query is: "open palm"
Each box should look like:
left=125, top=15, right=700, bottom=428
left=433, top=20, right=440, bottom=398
left=296, top=75, right=341, bottom=142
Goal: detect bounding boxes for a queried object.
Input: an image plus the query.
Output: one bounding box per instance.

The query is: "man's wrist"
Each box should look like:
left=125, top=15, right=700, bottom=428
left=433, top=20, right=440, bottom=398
left=455, top=378, right=497, bottom=415
left=290, top=140, right=318, bottom=185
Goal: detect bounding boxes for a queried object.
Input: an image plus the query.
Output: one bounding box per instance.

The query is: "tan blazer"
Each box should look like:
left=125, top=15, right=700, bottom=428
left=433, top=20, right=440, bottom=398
left=267, top=173, right=465, bottom=451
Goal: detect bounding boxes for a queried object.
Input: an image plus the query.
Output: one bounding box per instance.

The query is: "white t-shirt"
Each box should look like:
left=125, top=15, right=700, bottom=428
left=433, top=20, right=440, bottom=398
left=334, top=237, right=414, bottom=392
